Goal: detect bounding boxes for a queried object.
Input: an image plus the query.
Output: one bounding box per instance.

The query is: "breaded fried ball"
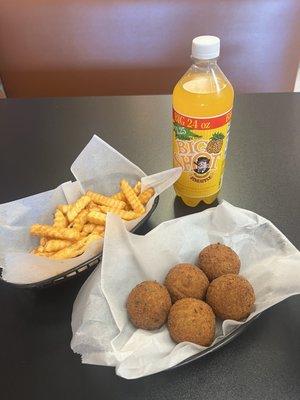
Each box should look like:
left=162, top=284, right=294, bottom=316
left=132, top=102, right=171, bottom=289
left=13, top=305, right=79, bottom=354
left=167, top=298, right=215, bottom=346
left=206, top=274, right=255, bottom=321
left=127, top=281, right=171, bottom=330
left=198, top=243, right=240, bottom=281
left=164, top=263, right=209, bottom=303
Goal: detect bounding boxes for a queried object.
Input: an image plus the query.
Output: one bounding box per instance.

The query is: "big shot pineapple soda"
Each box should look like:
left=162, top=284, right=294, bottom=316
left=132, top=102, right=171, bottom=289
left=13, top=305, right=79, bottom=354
left=173, top=36, right=234, bottom=206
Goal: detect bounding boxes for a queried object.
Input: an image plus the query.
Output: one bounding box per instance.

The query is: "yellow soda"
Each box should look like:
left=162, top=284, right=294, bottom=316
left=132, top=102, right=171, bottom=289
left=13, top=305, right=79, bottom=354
left=173, top=36, right=234, bottom=206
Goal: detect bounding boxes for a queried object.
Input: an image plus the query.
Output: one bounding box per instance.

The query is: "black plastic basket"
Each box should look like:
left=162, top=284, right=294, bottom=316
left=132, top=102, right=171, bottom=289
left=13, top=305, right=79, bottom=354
left=0, top=196, right=159, bottom=289
left=172, top=313, right=261, bottom=370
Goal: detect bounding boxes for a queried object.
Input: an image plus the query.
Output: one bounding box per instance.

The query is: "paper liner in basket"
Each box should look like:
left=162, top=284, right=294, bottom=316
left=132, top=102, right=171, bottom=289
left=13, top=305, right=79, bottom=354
left=71, top=201, right=300, bottom=379
left=0, top=135, right=181, bottom=284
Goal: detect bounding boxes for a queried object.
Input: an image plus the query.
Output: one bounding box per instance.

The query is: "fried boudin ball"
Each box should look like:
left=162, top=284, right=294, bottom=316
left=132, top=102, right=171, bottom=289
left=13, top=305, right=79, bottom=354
left=127, top=281, right=172, bottom=330
left=167, top=298, right=216, bottom=346
left=164, top=263, right=209, bottom=303
left=206, top=274, right=255, bottom=321
left=198, top=243, right=241, bottom=281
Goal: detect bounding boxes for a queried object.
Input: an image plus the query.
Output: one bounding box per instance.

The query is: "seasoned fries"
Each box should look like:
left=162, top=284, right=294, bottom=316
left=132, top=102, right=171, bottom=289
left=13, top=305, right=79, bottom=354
left=133, top=181, right=142, bottom=196
left=30, top=224, right=80, bottom=241
left=86, top=191, right=126, bottom=210
left=50, top=247, right=85, bottom=260
left=58, top=204, right=71, bottom=215
left=111, top=181, right=141, bottom=201
left=72, top=209, right=89, bottom=232
left=44, top=239, right=72, bottom=252
left=30, top=179, right=155, bottom=260
left=53, top=209, right=68, bottom=228
left=99, top=206, right=139, bottom=221
left=139, top=188, right=155, bottom=206
left=120, top=179, right=145, bottom=214
left=40, top=237, right=47, bottom=246
left=111, top=191, right=126, bottom=202
left=81, top=223, right=96, bottom=235
left=87, top=210, right=107, bottom=225
left=87, top=201, right=98, bottom=210
left=93, top=225, right=105, bottom=235
left=50, top=234, right=102, bottom=260
left=85, top=233, right=103, bottom=246
left=67, top=195, right=91, bottom=222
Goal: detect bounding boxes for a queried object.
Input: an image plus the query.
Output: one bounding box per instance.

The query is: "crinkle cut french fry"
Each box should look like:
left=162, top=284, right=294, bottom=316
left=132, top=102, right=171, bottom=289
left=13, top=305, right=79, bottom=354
left=111, top=192, right=126, bottom=202
left=50, top=246, right=85, bottom=260
left=53, top=209, right=68, bottom=228
left=99, top=206, right=140, bottom=221
left=40, top=237, right=47, bottom=246
left=50, top=233, right=101, bottom=260
left=50, top=236, right=88, bottom=259
left=67, top=195, right=91, bottom=222
left=81, top=223, right=96, bottom=235
left=37, top=237, right=47, bottom=252
left=133, top=181, right=141, bottom=196
left=81, top=224, right=104, bottom=237
left=124, top=203, right=132, bottom=211
left=30, top=224, right=80, bottom=241
left=44, top=239, right=72, bottom=252
left=90, top=204, right=103, bottom=212
left=84, top=233, right=102, bottom=247
left=86, top=191, right=126, bottom=210
left=120, top=179, right=145, bottom=214
left=111, top=181, right=141, bottom=202
left=87, top=210, right=106, bottom=225
left=57, top=204, right=71, bottom=215
left=87, top=201, right=99, bottom=210
left=138, top=187, right=155, bottom=205
left=71, top=209, right=89, bottom=232
left=93, top=225, right=105, bottom=235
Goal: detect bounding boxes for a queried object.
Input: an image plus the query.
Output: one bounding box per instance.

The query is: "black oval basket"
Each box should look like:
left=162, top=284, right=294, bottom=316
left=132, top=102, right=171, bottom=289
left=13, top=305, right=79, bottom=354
left=172, top=313, right=260, bottom=370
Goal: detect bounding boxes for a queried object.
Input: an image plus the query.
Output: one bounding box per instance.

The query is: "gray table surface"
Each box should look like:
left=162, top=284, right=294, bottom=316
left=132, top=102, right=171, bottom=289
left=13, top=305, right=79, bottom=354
left=0, top=94, right=299, bottom=399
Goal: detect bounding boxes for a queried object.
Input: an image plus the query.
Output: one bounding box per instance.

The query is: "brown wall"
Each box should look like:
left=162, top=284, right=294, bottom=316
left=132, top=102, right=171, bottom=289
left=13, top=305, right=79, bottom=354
left=0, top=0, right=299, bottom=97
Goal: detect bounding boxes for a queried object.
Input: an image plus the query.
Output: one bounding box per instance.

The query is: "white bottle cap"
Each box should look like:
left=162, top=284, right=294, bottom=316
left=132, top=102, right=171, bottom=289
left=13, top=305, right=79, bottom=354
left=191, top=36, right=220, bottom=60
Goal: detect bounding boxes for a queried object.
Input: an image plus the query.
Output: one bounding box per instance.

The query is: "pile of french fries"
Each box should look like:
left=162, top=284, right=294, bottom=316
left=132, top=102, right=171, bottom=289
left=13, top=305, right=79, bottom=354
left=30, top=179, right=154, bottom=260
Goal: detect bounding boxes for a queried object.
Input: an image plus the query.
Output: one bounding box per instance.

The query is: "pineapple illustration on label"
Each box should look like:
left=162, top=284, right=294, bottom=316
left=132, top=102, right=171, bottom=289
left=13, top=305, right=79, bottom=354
left=206, top=132, right=225, bottom=153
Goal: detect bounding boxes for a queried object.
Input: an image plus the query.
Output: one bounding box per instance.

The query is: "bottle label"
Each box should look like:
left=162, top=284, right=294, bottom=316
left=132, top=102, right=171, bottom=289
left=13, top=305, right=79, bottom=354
left=173, top=108, right=232, bottom=197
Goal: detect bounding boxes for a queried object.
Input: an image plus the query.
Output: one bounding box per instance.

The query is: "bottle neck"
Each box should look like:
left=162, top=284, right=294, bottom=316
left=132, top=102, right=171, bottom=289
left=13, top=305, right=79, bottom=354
left=192, top=57, right=218, bottom=67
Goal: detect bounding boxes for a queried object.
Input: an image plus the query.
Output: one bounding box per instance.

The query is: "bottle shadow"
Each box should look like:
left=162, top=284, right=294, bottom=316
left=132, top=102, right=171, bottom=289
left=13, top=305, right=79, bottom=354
left=173, top=196, right=219, bottom=218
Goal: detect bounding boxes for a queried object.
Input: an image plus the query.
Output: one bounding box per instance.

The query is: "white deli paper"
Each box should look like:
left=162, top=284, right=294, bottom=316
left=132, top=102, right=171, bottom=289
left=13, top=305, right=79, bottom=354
left=0, top=135, right=181, bottom=284
left=71, top=201, right=300, bottom=379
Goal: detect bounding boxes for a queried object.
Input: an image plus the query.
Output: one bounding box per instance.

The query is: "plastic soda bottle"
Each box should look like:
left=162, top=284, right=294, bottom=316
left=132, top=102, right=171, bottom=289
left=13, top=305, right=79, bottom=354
left=173, top=36, right=234, bottom=206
